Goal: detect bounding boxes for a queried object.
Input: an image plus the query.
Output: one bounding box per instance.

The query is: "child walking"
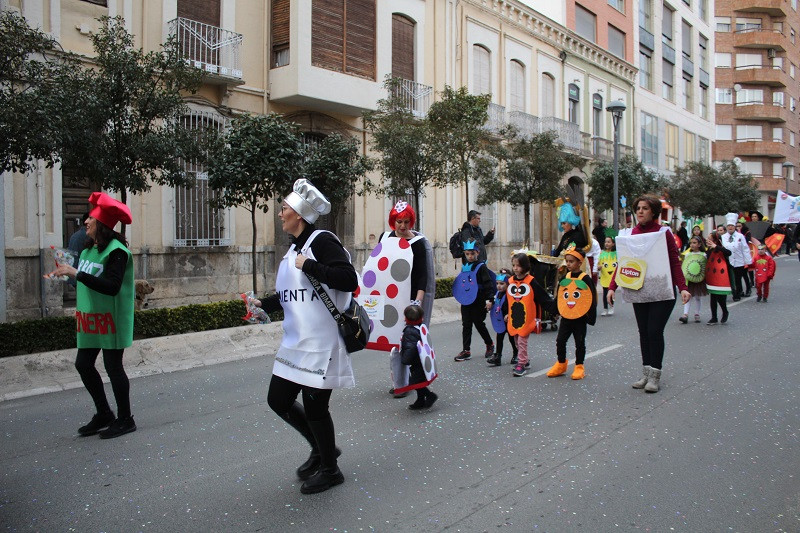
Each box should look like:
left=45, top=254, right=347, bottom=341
left=598, top=236, right=617, bottom=316
left=705, top=232, right=733, bottom=325
left=398, top=305, right=438, bottom=410
left=452, top=240, right=495, bottom=361
left=753, top=245, right=776, bottom=302
left=506, top=253, right=555, bottom=376
left=679, top=236, right=708, bottom=324
left=487, top=273, right=518, bottom=366
left=546, top=248, right=596, bottom=380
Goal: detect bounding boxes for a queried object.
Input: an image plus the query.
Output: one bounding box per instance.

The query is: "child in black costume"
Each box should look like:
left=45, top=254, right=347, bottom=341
left=487, top=271, right=518, bottom=366
left=401, top=305, right=439, bottom=410
left=453, top=240, right=496, bottom=361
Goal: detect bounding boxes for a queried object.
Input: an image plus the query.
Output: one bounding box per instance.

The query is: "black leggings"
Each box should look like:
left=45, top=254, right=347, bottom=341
left=267, top=374, right=333, bottom=422
left=733, top=266, right=750, bottom=296
left=709, top=293, right=729, bottom=321
left=556, top=318, right=587, bottom=364
left=495, top=331, right=517, bottom=358
left=461, top=304, right=493, bottom=351
left=632, top=299, right=676, bottom=370
left=75, top=348, right=131, bottom=419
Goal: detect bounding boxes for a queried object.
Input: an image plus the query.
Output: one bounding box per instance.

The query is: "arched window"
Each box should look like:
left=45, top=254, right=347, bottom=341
left=473, top=45, right=491, bottom=95
left=392, top=14, right=415, bottom=81
left=509, top=60, right=525, bottom=112
left=592, top=93, right=603, bottom=138
left=541, top=73, right=556, bottom=116
left=568, top=83, right=580, bottom=124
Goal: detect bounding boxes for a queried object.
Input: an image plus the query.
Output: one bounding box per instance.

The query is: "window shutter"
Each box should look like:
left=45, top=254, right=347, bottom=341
left=345, top=0, right=376, bottom=79
left=272, top=0, right=290, bottom=64
left=392, top=14, right=415, bottom=81
left=509, top=60, right=525, bottom=112
left=312, top=0, right=345, bottom=71
left=541, top=74, right=555, bottom=116
left=178, top=0, right=220, bottom=26
left=473, top=45, right=491, bottom=95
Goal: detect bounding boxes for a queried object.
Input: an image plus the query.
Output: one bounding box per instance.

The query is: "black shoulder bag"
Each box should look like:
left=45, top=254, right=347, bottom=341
left=305, top=273, right=371, bottom=353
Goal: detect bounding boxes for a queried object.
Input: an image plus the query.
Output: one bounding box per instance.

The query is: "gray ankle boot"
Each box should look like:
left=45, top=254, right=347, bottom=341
left=632, top=365, right=651, bottom=389
left=644, top=368, right=662, bottom=393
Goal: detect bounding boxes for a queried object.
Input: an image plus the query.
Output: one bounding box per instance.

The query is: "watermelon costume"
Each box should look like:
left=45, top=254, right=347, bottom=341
left=705, top=247, right=734, bottom=295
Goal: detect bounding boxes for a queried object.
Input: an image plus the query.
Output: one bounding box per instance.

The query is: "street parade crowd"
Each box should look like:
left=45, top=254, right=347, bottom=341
left=46, top=182, right=798, bottom=495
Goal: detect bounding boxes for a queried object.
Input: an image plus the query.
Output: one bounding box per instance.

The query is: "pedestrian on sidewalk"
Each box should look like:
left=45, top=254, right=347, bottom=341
left=48, top=192, right=136, bottom=439
left=253, top=179, right=356, bottom=495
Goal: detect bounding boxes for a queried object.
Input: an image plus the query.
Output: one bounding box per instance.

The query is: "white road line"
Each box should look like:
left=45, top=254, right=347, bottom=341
left=526, top=343, right=624, bottom=378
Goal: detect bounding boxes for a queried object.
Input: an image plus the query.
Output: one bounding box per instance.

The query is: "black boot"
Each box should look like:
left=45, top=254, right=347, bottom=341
left=281, top=402, right=320, bottom=480
left=301, top=416, right=344, bottom=494
left=78, top=411, right=115, bottom=436
left=408, top=389, right=426, bottom=410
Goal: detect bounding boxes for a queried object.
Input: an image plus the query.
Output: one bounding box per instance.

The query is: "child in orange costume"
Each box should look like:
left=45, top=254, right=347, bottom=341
left=547, top=248, right=596, bottom=380
left=753, top=245, right=776, bottom=302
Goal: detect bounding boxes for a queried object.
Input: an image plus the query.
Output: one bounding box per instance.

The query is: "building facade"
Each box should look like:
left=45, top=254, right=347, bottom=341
left=2, top=0, right=635, bottom=320
left=714, top=0, right=800, bottom=216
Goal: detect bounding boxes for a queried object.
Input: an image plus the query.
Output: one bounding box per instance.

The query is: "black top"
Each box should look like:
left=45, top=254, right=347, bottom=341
left=592, top=225, right=606, bottom=244
left=76, top=247, right=128, bottom=296
left=460, top=222, right=494, bottom=264
left=554, top=226, right=588, bottom=256
left=260, top=225, right=357, bottom=313
left=464, top=260, right=495, bottom=304
left=400, top=324, right=427, bottom=385
left=382, top=231, right=428, bottom=299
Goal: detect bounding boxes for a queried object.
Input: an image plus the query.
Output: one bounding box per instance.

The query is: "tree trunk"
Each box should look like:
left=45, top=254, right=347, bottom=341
left=120, top=189, right=128, bottom=236
left=251, top=207, right=258, bottom=294
left=524, top=203, right=531, bottom=246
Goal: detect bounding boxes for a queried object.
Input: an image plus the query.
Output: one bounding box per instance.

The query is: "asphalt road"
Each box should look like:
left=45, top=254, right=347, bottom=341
left=2, top=256, right=799, bottom=532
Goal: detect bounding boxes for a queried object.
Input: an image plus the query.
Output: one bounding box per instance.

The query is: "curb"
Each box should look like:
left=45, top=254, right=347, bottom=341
left=0, top=298, right=463, bottom=402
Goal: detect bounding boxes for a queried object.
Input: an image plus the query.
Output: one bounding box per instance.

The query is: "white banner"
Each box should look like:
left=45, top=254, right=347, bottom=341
left=773, top=190, right=800, bottom=224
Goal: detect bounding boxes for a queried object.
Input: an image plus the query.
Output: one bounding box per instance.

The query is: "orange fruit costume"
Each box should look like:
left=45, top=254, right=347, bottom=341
left=506, top=274, right=541, bottom=337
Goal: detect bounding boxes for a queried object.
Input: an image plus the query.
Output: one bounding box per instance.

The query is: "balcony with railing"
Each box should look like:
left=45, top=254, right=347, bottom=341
left=507, top=110, right=539, bottom=138
left=733, top=28, right=790, bottom=51
left=734, top=65, right=790, bottom=87
left=390, top=79, right=433, bottom=118
left=539, top=117, right=582, bottom=152
left=483, top=103, right=507, bottom=134
left=169, top=17, right=244, bottom=84
left=735, top=0, right=787, bottom=16
left=734, top=101, right=790, bottom=122
left=733, top=139, right=793, bottom=158
left=592, top=137, right=614, bottom=161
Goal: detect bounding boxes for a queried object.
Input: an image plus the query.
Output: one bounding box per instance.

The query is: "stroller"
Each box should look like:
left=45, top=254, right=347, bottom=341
left=529, top=253, right=561, bottom=331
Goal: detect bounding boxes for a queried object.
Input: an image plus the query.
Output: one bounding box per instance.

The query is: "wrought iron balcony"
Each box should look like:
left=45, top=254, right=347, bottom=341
left=484, top=103, right=506, bottom=133
left=169, top=17, right=244, bottom=84
left=507, top=111, right=539, bottom=138
left=390, top=79, right=433, bottom=118
left=538, top=116, right=581, bottom=151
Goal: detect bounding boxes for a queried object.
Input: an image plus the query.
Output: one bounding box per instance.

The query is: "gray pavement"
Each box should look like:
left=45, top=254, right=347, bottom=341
left=1, top=255, right=799, bottom=532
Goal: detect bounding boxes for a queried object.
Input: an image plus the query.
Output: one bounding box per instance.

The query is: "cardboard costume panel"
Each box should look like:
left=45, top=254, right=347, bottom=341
left=615, top=228, right=675, bottom=303
left=453, top=263, right=486, bottom=305
left=681, top=251, right=707, bottom=284
left=506, top=274, right=541, bottom=336
left=490, top=293, right=507, bottom=333
left=389, top=347, right=410, bottom=390
left=557, top=272, right=595, bottom=320
left=393, top=324, right=438, bottom=394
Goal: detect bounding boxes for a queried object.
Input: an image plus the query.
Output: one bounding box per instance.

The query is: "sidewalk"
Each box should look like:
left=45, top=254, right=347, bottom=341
left=0, top=298, right=463, bottom=402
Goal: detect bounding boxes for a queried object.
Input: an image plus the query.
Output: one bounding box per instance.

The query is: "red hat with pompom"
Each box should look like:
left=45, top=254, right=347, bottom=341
left=88, top=192, right=132, bottom=229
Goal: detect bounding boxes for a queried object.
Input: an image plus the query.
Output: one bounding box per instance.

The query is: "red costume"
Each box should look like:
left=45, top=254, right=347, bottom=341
left=753, top=253, right=776, bottom=300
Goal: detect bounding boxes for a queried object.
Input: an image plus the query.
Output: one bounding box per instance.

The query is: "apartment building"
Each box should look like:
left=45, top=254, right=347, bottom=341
left=714, top=0, right=800, bottom=216
left=2, top=0, right=635, bottom=319
left=634, top=0, right=715, bottom=187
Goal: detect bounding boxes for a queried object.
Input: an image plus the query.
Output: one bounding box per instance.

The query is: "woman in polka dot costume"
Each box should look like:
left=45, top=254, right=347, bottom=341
left=358, top=201, right=434, bottom=352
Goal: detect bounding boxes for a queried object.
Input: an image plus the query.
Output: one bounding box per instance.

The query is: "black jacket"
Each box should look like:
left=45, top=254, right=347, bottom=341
left=460, top=222, right=494, bottom=264
left=400, top=324, right=426, bottom=386
left=554, top=226, right=587, bottom=256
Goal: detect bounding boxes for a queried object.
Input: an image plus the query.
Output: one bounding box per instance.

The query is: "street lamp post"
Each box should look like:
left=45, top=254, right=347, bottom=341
left=783, top=161, right=794, bottom=195
left=606, top=100, right=627, bottom=231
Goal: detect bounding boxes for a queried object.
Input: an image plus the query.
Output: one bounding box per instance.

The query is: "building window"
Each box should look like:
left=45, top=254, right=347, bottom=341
left=792, top=63, right=796, bottom=79
left=473, top=45, right=491, bottom=95
left=665, top=122, right=678, bottom=171
left=271, top=0, right=290, bottom=68
left=773, top=162, right=784, bottom=177
left=682, top=75, right=693, bottom=111
left=662, top=3, right=674, bottom=43
left=773, top=127, right=783, bottom=142
left=736, top=88, right=763, bottom=105
left=311, top=0, right=377, bottom=79
left=576, top=5, right=597, bottom=43
left=608, top=0, right=624, bottom=12
left=699, top=86, right=708, bottom=118
left=593, top=93, right=603, bottom=138
left=791, top=97, right=796, bottom=111
left=640, top=0, right=652, bottom=32
left=685, top=131, right=696, bottom=161
left=392, top=14, right=415, bottom=81
left=641, top=112, right=658, bottom=166
left=568, top=83, right=580, bottom=124
left=773, top=56, right=783, bottom=70
left=699, top=34, right=708, bottom=69
left=739, top=161, right=762, bottom=176
left=714, top=52, right=732, bottom=67
left=609, top=25, right=626, bottom=59
left=174, top=111, right=230, bottom=247
left=735, top=17, right=762, bottom=32
left=716, top=125, right=732, bottom=141
left=509, top=60, right=526, bottom=112
left=715, top=17, right=731, bottom=32
left=735, top=53, right=762, bottom=69
left=716, top=88, right=733, bottom=104
left=791, top=131, right=796, bottom=146
left=682, top=20, right=692, bottom=60
left=699, top=0, right=707, bottom=21
left=736, top=124, right=762, bottom=141
left=541, top=73, right=556, bottom=116
left=662, top=59, right=674, bottom=101
left=698, top=137, right=709, bottom=161
left=774, top=22, right=783, bottom=33
left=774, top=91, right=785, bottom=107
left=639, top=48, right=653, bottom=90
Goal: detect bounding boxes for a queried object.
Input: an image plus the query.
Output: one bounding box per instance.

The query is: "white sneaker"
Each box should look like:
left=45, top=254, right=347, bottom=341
left=608, top=307, right=615, bottom=316
left=601, top=309, right=608, bottom=316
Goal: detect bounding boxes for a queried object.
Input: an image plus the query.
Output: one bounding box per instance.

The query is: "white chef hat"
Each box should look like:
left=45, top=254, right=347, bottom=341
left=285, top=179, right=331, bottom=224
left=725, top=212, right=738, bottom=226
